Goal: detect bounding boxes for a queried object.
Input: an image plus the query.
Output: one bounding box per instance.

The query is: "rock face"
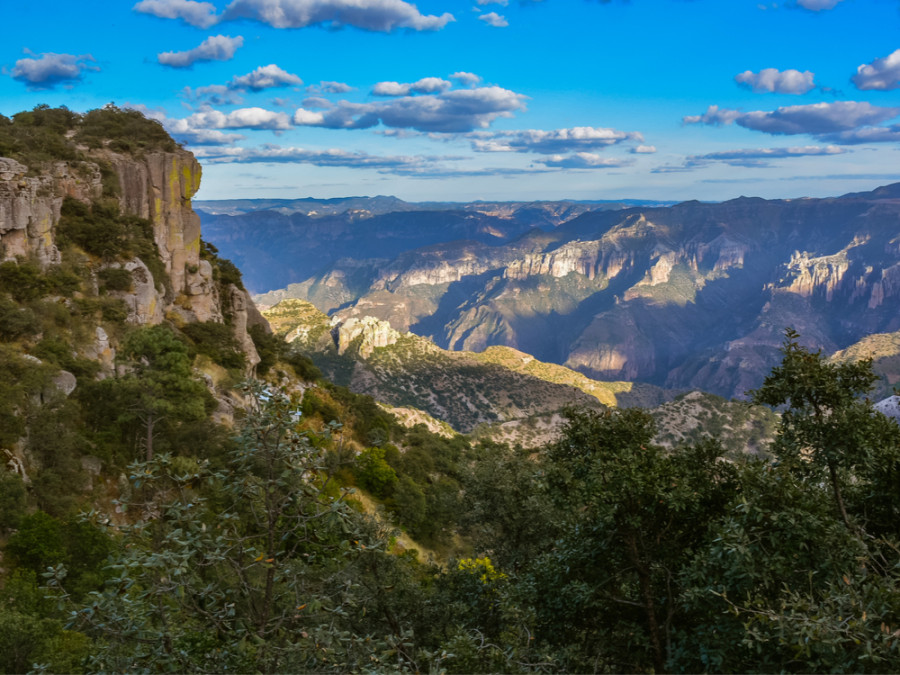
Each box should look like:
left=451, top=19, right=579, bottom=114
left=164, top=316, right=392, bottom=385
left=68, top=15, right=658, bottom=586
left=0, top=157, right=101, bottom=265
left=0, top=148, right=265, bottom=370
left=330, top=315, right=403, bottom=358
left=250, top=184, right=900, bottom=399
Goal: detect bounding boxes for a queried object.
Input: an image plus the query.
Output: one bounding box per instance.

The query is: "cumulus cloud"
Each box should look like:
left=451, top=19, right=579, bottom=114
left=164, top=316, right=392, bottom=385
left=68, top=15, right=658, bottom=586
left=133, top=0, right=218, bottom=27
left=821, top=125, right=900, bottom=144
left=478, top=12, right=509, bottom=27
left=685, top=101, right=900, bottom=137
left=230, top=64, right=302, bottom=90
left=653, top=145, right=848, bottom=172
left=173, top=106, right=293, bottom=131
left=735, top=68, right=815, bottom=94
left=189, top=143, right=541, bottom=178
left=683, top=105, right=744, bottom=126
left=291, top=85, right=526, bottom=132
left=301, top=96, right=334, bottom=109
left=371, top=77, right=451, bottom=96
left=184, top=83, right=244, bottom=105
left=796, top=0, right=844, bottom=9
left=450, top=71, right=481, bottom=87
left=158, top=35, right=244, bottom=68
left=193, top=143, right=437, bottom=170
left=471, top=126, right=643, bottom=154
left=852, top=49, right=900, bottom=91
left=219, top=0, right=454, bottom=31
left=631, top=145, right=656, bottom=154
left=307, top=80, right=354, bottom=94
left=173, top=128, right=246, bottom=145
left=538, top=153, right=633, bottom=169
left=701, top=145, right=845, bottom=162
left=10, top=51, right=98, bottom=90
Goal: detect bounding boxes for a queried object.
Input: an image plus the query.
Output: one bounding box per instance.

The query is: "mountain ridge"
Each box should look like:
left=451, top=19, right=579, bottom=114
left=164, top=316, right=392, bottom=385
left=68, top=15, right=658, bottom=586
left=241, top=182, right=900, bottom=400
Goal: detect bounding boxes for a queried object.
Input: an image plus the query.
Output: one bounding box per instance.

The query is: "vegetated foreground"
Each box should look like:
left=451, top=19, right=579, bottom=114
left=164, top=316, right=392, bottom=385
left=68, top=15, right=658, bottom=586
left=3, top=106, right=900, bottom=673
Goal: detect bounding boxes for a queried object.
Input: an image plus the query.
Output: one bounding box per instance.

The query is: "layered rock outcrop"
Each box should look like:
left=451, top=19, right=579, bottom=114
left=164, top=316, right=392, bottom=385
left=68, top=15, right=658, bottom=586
left=0, top=148, right=265, bottom=370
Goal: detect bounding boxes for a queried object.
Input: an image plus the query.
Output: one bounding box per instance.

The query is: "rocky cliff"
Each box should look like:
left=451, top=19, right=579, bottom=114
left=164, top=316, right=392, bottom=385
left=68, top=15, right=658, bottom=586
left=0, top=148, right=265, bottom=369
left=249, top=184, right=900, bottom=399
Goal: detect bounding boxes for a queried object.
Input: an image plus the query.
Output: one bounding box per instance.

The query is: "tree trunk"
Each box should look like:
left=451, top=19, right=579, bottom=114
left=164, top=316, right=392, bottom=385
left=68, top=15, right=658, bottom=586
left=627, top=533, right=666, bottom=673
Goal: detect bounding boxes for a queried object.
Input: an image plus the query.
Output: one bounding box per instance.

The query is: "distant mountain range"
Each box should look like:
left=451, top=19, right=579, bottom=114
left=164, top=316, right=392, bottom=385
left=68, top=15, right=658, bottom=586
left=196, top=197, right=674, bottom=293
left=203, top=185, right=900, bottom=400
left=262, top=298, right=777, bottom=451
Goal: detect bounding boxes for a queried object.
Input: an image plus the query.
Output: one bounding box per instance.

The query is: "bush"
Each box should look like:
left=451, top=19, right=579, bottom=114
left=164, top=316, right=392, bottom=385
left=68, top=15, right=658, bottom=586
left=0, top=472, right=27, bottom=533
left=355, top=447, right=398, bottom=499
left=181, top=321, right=246, bottom=370
left=0, top=259, right=49, bottom=302
left=76, top=105, right=177, bottom=154
left=98, top=267, right=132, bottom=292
left=0, top=295, right=39, bottom=339
left=286, top=349, right=322, bottom=382
left=57, top=198, right=128, bottom=259
left=248, top=323, right=282, bottom=376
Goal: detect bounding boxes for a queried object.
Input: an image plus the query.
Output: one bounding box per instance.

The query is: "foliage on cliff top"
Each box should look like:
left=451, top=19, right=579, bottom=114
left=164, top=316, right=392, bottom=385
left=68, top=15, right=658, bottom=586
left=0, top=104, right=177, bottom=169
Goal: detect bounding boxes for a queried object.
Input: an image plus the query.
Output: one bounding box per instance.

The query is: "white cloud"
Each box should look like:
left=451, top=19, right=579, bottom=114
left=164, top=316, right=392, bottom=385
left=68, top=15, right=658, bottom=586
left=301, top=96, right=334, bottom=109
left=194, top=143, right=436, bottom=170
left=133, top=0, right=218, bottom=27
left=796, top=0, right=844, bottom=9
left=631, top=145, right=656, bottom=154
left=174, top=128, right=246, bottom=145
left=737, top=101, right=899, bottom=135
left=702, top=145, right=846, bottom=162
left=292, top=108, right=327, bottom=125
left=371, top=81, right=409, bottom=96
left=478, top=11, right=508, bottom=27
left=371, top=77, right=452, bottom=96
left=653, top=145, right=847, bottom=172
left=174, top=106, right=293, bottom=131
left=10, top=52, right=98, bottom=90
left=220, top=0, right=454, bottom=31
left=683, top=105, right=743, bottom=126
left=821, top=125, right=900, bottom=144
left=292, top=85, right=526, bottom=132
left=158, top=35, right=244, bottom=68
left=184, top=84, right=244, bottom=105
left=476, top=0, right=507, bottom=5
left=538, top=153, right=633, bottom=169
left=450, top=71, right=481, bottom=87
left=735, top=68, right=815, bottom=94
left=852, top=49, right=900, bottom=91
left=685, top=101, right=900, bottom=137
left=307, top=80, right=354, bottom=94
left=230, top=64, right=302, bottom=90
left=471, top=126, right=643, bottom=154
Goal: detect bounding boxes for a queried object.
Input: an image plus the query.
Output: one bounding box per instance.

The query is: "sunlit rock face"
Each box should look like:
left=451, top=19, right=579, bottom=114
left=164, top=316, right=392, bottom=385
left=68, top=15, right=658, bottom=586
left=249, top=184, right=900, bottom=399
left=0, top=147, right=267, bottom=371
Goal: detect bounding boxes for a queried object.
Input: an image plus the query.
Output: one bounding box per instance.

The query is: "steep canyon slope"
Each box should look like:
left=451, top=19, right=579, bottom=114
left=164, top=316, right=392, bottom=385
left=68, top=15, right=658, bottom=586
left=0, top=123, right=267, bottom=372
left=234, top=185, right=900, bottom=399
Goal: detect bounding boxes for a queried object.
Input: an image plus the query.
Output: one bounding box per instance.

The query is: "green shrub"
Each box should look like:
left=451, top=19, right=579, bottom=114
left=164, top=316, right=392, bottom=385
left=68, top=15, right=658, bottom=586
left=181, top=321, right=246, bottom=370
left=286, top=349, right=322, bottom=382
left=249, top=323, right=282, bottom=376
left=76, top=105, right=177, bottom=153
left=98, top=266, right=132, bottom=292
left=0, top=295, right=39, bottom=339
left=355, top=446, right=399, bottom=499
left=0, top=259, right=49, bottom=302
left=0, top=472, right=27, bottom=533
left=200, top=239, right=245, bottom=291
left=57, top=198, right=128, bottom=259
left=30, top=336, right=100, bottom=379
left=301, top=389, right=342, bottom=424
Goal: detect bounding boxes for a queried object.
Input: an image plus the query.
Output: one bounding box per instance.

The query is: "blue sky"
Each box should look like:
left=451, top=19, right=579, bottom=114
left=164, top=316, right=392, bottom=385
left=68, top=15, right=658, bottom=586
left=2, top=0, right=900, bottom=201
